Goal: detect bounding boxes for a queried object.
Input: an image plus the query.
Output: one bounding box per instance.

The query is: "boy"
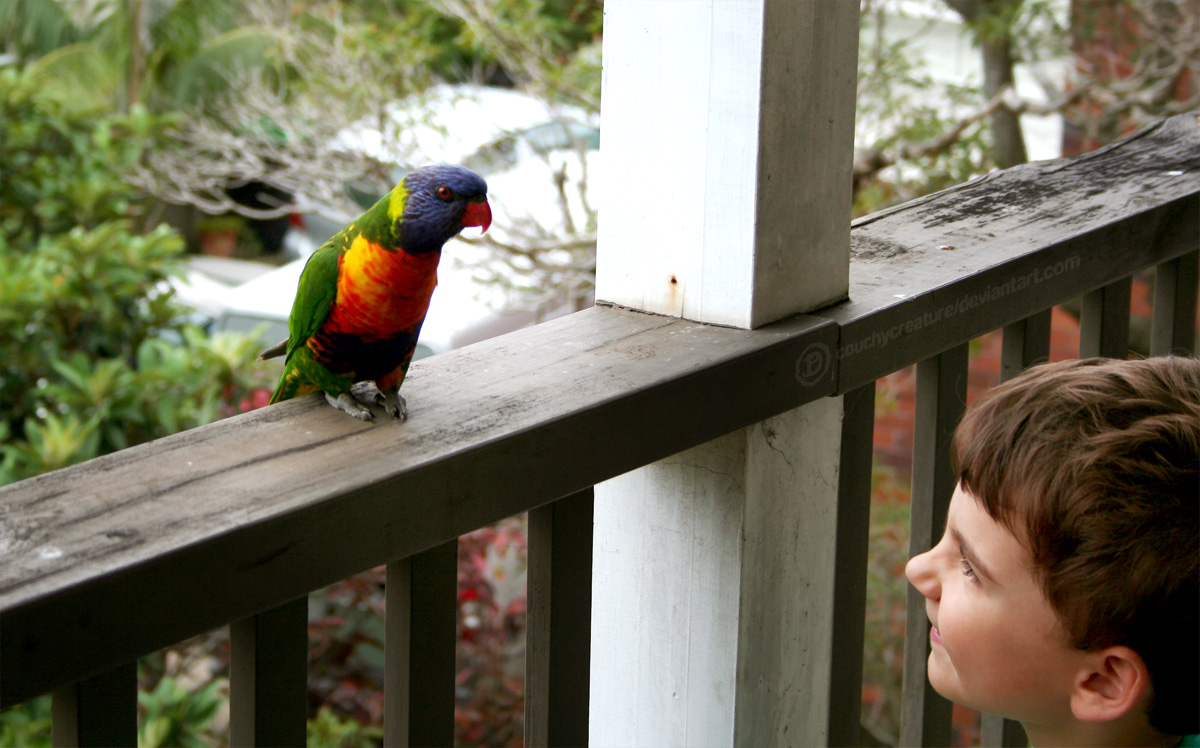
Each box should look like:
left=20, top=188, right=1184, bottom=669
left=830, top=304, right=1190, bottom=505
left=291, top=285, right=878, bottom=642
left=906, top=356, right=1199, bottom=747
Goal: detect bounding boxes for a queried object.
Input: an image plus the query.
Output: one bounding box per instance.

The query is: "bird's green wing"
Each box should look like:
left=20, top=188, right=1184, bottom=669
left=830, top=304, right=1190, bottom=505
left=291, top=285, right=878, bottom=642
left=285, top=241, right=342, bottom=360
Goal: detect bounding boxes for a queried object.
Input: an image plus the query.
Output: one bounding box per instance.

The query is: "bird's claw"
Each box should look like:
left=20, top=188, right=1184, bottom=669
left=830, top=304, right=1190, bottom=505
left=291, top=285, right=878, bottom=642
left=375, top=388, right=408, bottom=421
left=326, top=392, right=374, bottom=421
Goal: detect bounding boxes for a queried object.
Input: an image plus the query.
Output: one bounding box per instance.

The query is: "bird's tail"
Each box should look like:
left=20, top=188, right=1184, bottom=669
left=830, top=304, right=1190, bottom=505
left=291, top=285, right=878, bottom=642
left=269, top=364, right=315, bottom=405
left=268, top=372, right=290, bottom=405
left=259, top=337, right=288, bottom=361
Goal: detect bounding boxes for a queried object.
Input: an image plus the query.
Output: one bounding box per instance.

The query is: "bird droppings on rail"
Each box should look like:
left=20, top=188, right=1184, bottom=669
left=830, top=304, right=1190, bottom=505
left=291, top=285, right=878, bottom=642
left=851, top=233, right=910, bottom=261
left=615, top=343, right=660, bottom=361
left=916, top=170, right=1071, bottom=229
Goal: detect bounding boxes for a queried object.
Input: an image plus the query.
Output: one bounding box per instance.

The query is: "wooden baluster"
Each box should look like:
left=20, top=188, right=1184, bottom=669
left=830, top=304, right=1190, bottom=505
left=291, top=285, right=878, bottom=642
left=1000, top=309, right=1052, bottom=381
left=901, top=344, right=967, bottom=748
left=526, top=488, right=594, bottom=748
left=51, top=661, right=137, bottom=748
left=981, top=713, right=1029, bottom=748
left=1151, top=250, right=1199, bottom=356
left=825, top=383, right=876, bottom=748
left=229, top=597, right=308, bottom=748
left=1080, top=277, right=1132, bottom=358
left=384, top=540, right=457, bottom=748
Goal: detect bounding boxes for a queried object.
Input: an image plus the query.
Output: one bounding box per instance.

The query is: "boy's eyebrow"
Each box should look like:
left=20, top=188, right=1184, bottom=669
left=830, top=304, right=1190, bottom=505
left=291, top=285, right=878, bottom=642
left=950, top=526, right=996, bottom=584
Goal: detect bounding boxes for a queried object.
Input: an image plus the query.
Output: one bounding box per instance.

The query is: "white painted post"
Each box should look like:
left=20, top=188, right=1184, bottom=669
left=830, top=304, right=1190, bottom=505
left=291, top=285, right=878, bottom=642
left=596, top=1, right=855, bottom=327
left=591, top=2, right=859, bottom=745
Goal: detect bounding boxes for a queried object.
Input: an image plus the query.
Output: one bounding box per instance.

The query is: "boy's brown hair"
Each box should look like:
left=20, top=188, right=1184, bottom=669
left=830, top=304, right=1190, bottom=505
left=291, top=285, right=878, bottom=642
left=952, top=356, right=1199, bottom=736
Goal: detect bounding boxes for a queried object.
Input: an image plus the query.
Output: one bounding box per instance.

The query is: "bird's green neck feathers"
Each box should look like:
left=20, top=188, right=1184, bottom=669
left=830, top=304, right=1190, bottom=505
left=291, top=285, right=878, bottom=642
left=352, top=180, right=409, bottom=248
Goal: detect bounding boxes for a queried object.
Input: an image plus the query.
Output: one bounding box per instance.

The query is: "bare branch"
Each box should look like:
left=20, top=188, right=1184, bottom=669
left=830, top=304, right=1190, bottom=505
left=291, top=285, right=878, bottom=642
left=126, top=0, right=417, bottom=222
left=427, top=0, right=600, bottom=112
left=855, top=0, right=1197, bottom=189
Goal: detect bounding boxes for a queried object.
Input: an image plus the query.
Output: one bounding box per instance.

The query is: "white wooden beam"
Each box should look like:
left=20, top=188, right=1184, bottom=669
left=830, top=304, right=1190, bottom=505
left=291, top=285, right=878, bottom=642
left=596, top=0, right=857, bottom=329
left=591, top=431, right=746, bottom=746
left=592, top=1, right=860, bottom=745
left=591, top=402, right=845, bottom=745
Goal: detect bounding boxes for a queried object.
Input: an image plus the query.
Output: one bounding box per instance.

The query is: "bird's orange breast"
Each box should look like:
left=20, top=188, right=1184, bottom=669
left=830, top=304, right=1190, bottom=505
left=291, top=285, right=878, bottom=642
left=326, top=234, right=439, bottom=339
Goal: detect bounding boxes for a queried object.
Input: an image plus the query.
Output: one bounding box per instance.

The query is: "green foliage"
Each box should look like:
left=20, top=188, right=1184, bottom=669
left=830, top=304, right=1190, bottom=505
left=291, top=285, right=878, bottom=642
left=0, top=68, right=163, bottom=240
left=138, top=677, right=224, bottom=748
left=856, top=2, right=994, bottom=214
left=339, top=0, right=471, bottom=92
left=0, top=0, right=82, bottom=59
left=951, top=0, right=1026, bottom=42
left=21, top=42, right=122, bottom=112
left=0, top=696, right=50, bottom=748
left=2, top=664, right=225, bottom=748
left=0, top=66, right=273, bottom=484
left=1, top=0, right=252, bottom=112
left=308, top=705, right=384, bottom=748
left=341, top=0, right=601, bottom=106
left=424, top=0, right=602, bottom=110
left=165, top=26, right=282, bottom=109
left=991, top=0, right=1068, bottom=62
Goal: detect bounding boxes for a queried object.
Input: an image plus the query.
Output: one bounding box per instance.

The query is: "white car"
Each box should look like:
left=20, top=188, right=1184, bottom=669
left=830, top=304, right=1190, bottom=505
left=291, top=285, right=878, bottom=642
left=176, top=84, right=598, bottom=358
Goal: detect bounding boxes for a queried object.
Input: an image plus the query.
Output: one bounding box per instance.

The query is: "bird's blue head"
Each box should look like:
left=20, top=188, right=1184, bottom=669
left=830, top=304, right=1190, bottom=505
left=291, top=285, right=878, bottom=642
left=392, top=164, right=491, bottom=255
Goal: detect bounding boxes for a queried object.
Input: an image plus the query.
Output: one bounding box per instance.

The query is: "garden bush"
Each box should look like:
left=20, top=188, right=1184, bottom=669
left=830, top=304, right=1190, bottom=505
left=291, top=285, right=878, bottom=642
left=0, top=65, right=526, bottom=747
left=0, top=63, right=272, bottom=745
left=0, top=66, right=272, bottom=484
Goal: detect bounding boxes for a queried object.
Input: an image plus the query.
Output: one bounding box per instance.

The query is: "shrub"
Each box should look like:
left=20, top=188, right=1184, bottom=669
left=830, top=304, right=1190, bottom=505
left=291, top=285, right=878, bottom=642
left=0, top=65, right=273, bottom=484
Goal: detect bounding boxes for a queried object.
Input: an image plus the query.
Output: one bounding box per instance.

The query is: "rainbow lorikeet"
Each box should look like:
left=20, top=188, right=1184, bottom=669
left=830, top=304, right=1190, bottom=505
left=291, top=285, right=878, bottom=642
left=262, top=164, right=491, bottom=421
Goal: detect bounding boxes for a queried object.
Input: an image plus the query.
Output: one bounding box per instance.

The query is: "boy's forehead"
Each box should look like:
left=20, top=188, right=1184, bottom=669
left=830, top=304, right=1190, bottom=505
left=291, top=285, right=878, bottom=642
left=953, top=479, right=1036, bottom=543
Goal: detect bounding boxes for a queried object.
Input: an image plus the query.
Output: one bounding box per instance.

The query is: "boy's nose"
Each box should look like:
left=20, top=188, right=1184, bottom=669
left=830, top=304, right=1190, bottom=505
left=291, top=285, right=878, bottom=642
left=905, top=550, right=940, bottom=601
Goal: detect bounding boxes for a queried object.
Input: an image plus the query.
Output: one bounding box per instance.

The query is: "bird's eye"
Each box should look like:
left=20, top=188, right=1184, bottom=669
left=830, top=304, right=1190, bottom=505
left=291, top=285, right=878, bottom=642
left=436, top=186, right=452, bottom=200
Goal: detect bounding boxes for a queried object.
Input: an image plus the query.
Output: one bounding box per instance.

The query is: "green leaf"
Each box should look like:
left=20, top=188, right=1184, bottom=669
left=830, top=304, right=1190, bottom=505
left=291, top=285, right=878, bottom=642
left=165, top=26, right=281, bottom=105
left=0, top=0, right=82, bottom=59
left=22, top=42, right=120, bottom=113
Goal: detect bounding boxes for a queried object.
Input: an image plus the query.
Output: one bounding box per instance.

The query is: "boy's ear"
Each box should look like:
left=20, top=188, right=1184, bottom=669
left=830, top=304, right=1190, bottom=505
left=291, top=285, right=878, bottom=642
left=1070, top=646, right=1151, bottom=723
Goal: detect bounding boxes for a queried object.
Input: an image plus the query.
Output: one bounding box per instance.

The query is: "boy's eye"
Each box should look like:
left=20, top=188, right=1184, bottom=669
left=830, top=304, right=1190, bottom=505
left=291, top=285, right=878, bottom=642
left=960, top=556, right=979, bottom=584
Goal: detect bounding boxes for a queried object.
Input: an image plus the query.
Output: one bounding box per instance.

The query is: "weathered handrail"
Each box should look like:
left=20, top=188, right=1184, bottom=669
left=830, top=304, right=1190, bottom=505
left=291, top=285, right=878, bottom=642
left=832, top=112, right=1199, bottom=391
left=1, top=306, right=836, bottom=706
left=2, top=112, right=1197, bottom=744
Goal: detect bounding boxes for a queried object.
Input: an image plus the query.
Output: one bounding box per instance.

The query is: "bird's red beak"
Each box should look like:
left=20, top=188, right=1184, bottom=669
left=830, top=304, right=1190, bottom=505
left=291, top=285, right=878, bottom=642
left=462, top=199, right=492, bottom=234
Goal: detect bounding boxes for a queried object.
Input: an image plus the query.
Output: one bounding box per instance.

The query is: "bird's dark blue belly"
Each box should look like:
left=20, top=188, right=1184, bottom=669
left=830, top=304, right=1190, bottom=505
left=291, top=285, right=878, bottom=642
left=312, top=328, right=418, bottom=382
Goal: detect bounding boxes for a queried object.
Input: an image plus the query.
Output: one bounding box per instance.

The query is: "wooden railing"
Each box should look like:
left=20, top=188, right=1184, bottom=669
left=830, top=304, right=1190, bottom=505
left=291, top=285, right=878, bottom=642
left=2, top=112, right=1197, bottom=747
